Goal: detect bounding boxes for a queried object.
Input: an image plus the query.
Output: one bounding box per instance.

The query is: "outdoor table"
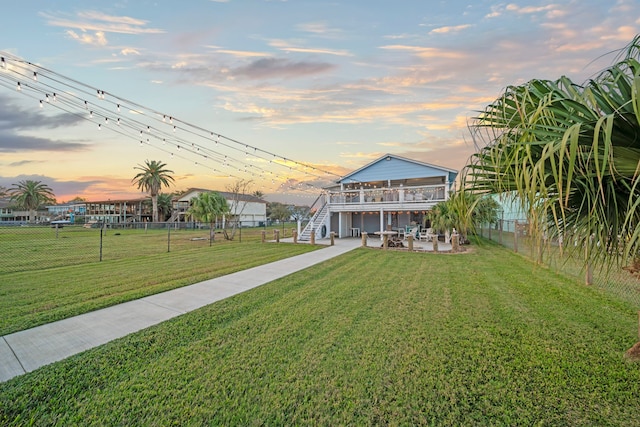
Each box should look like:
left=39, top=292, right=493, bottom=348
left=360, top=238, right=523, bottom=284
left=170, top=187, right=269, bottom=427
left=374, top=230, right=398, bottom=249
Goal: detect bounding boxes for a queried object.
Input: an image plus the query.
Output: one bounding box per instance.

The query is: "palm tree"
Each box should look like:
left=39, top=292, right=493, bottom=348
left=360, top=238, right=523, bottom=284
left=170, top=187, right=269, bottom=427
left=10, top=180, right=56, bottom=223
left=132, top=160, right=175, bottom=223
left=187, top=191, right=229, bottom=242
left=156, top=193, right=173, bottom=222
left=464, top=36, right=640, bottom=268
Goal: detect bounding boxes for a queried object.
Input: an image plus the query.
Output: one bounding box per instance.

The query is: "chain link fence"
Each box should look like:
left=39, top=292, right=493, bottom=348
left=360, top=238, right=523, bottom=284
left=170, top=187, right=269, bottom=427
left=0, top=221, right=303, bottom=274
left=479, top=220, right=640, bottom=309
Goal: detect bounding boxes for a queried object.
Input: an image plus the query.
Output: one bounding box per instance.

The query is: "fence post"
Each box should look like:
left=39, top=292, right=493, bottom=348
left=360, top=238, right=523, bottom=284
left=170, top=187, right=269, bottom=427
left=361, top=231, right=368, bottom=247
left=293, top=230, right=298, bottom=244
left=488, top=223, right=491, bottom=241
left=311, top=230, right=315, bottom=245
left=585, top=240, right=593, bottom=285
left=408, top=234, right=413, bottom=251
left=99, top=225, right=104, bottom=262
left=261, top=230, right=266, bottom=243
left=330, top=231, right=335, bottom=246
left=167, top=224, right=171, bottom=253
left=514, top=220, right=519, bottom=253
left=499, top=219, right=503, bottom=245
left=275, top=229, right=280, bottom=243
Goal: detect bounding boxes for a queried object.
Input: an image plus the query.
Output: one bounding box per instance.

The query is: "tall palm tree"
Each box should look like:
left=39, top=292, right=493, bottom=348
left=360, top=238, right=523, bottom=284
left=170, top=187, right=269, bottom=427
left=464, top=36, right=640, bottom=267
left=132, top=160, right=175, bottom=223
left=10, top=180, right=56, bottom=223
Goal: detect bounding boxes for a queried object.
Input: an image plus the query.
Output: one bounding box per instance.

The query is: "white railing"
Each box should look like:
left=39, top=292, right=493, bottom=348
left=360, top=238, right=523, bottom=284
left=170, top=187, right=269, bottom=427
left=327, top=184, right=446, bottom=205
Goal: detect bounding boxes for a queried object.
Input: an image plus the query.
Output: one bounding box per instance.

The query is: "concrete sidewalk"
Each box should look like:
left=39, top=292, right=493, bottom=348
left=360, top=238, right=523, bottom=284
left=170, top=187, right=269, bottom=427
left=0, top=238, right=361, bottom=383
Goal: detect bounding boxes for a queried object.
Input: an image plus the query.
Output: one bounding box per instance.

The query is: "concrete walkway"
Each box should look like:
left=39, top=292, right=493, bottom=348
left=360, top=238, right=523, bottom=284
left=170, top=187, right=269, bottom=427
left=0, top=238, right=362, bottom=383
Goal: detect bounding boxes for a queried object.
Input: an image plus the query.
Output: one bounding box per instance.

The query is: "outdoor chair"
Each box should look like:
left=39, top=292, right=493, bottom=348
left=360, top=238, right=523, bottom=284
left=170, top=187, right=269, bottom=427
left=419, top=228, right=434, bottom=241
left=404, top=225, right=419, bottom=240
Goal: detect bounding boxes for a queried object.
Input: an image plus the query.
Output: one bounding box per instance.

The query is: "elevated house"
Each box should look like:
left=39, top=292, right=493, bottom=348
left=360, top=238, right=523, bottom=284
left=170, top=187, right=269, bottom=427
left=301, top=154, right=458, bottom=240
left=85, top=197, right=151, bottom=224
left=171, top=188, right=267, bottom=227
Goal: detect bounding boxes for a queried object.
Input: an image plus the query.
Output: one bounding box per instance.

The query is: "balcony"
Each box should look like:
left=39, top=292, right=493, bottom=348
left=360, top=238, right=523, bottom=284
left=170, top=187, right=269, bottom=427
left=327, top=184, right=447, bottom=212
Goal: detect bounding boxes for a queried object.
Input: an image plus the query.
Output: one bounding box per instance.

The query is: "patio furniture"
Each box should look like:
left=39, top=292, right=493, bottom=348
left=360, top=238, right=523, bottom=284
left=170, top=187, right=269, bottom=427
left=404, top=225, right=419, bottom=240
left=419, top=228, right=434, bottom=241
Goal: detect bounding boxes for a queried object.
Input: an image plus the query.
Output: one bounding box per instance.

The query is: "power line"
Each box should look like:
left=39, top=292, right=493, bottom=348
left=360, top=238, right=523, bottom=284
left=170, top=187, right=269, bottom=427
left=0, top=51, right=340, bottom=194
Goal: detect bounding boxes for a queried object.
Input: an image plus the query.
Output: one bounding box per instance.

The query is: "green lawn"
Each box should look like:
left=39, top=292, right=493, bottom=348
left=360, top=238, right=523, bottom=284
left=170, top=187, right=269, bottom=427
left=1, top=242, right=639, bottom=425
left=0, top=224, right=297, bottom=273
left=0, top=241, right=319, bottom=336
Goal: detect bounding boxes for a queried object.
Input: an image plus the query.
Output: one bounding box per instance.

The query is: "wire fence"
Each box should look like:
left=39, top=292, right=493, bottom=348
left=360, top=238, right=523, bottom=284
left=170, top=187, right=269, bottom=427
left=478, top=220, right=640, bottom=309
left=0, top=221, right=304, bottom=274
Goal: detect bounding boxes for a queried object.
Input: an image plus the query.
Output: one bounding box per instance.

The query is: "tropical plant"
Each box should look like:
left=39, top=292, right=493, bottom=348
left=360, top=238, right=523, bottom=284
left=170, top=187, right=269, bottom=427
left=187, top=191, right=229, bottom=242
left=156, top=193, right=174, bottom=222
left=268, top=202, right=291, bottom=222
left=464, top=36, right=640, bottom=267
left=10, top=180, right=56, bottom=223
left=429, top=190, right=499, bottom=244
left=132, top=160, right=175, bottom=223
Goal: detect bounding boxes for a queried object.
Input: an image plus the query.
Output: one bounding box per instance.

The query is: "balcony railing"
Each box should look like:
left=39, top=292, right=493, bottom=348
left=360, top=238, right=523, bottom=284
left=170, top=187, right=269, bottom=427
left=328, top=184, right=447, bottom=205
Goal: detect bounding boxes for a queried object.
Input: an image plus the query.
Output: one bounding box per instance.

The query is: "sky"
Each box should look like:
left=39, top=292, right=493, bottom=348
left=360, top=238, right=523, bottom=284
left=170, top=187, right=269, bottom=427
left=0, top=0, right=639, bottom=204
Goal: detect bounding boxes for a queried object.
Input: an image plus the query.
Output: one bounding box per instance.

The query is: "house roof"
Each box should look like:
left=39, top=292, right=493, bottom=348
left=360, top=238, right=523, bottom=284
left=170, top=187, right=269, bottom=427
left=175, top=188, right=266, bottom=204
left=86, top=197, right=149, bottom=204
left=336, top=153, right=458, bottom=186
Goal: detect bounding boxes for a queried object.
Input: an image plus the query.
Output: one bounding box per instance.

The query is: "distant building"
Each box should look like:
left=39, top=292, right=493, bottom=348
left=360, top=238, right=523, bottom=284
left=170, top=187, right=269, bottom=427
left=0, top=198, right=49, bottom=223
left=171, top=188, right=267, bottom=227
left=85, top=197, right=151, bottom=224
left=46, top=202, right=87, bottom=223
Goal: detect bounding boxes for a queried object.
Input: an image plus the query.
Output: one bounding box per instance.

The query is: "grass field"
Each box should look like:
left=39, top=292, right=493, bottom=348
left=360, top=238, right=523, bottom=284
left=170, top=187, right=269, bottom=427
left=0, top=235, right=319, bottom=336
left=1, top=242, right=639, bottom=425
left=0, top=224, right=298, bottom=273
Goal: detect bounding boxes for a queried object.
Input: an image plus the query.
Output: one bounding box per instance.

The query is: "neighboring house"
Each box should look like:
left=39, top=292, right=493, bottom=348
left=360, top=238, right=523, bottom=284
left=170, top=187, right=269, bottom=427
left=46, top=202, right=87, bottom=222
left=491, top=192, right=528, bottom=233
left=0, top=198, right=14, bottom=221
left=0, top=198, right=49, bottom=223
left=302, top=154, right=458, bottom=239
left=85, top=197, right=151, bottom=224
left=171, top=188, right=267, bottom=227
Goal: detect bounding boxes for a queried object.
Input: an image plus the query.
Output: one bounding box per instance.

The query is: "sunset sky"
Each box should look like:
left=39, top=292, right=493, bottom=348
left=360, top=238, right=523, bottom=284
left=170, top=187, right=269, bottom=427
left=1, top=0, right=638, bottom=204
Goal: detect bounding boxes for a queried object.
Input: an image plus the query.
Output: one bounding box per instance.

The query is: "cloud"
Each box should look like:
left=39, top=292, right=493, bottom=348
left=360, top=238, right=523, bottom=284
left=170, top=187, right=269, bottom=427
left=296, top=22, right=344, bottom=38
left=379, top=45, right=467, bottom=59
left=0, top=95, right=88, bottom=153
left=41, top=10, right=165, bottom=36
left=66, top=30, right=108, bottom=46
left=231, top=57, right=335, bottom=79
left=0, top=174, right=127, bottom=202
left=429, top=24, right=473, bottom=35
left=8, top=160, right=45, bottom=167
left=0, top=95, right=85, bottom=132
left=121, top=48, right=141, bottom=55
left=269, top=39, right=352, bottom=57
left=0, top=133, right=88, bottom=153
